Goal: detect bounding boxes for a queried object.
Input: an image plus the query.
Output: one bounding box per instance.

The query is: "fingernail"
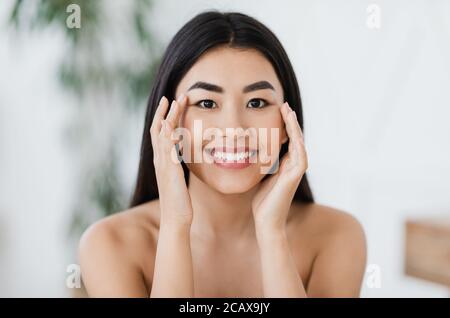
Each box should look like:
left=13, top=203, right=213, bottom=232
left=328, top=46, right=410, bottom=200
left=159, top=96, right=165, bottom=105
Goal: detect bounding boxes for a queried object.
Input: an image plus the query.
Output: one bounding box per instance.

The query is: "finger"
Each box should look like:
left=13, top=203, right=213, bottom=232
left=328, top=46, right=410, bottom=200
left=279, top=102, right=296, bottom=144
left=287, top=104, right=304, bottom=144
left=176, top=94, right=188, bottom=127
left=279, top=102, right=289, bottom=143
left=150, top=97, right=170, bottom=155
left=284, top=102, right=304, bottom=146
left=165, top=100, right=177, bottom=124
left=158, top=120, right=173, bottom=153
left=279, top=102, right=289, bottom=123
left=159, top=119, right=173, bottom=138
left=166, top=93, right=187, bottom=129
left=280, top=102, right=304, bottom=165
left=165, top=95, right=187, bottom=149
left=159, top=119, right=181, bottom=164
left=150, top=96, right=169, bottom=138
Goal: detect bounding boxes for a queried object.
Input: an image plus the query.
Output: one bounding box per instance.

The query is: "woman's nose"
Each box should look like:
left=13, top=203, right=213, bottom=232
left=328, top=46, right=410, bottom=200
left=214, top=101, right=247, bottom=131
left=211, top=104, right=256, bottom=145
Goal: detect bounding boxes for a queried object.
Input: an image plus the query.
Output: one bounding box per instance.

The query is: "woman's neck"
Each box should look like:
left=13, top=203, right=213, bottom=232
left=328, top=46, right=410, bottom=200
left=187, top=173, right=258, bottom=242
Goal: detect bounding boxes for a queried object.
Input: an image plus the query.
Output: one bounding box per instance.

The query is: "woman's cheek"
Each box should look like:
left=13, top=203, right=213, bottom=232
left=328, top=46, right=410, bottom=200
left=250, top=114, right=282, bottom=174
left=181, top=116, right=213, bottom=163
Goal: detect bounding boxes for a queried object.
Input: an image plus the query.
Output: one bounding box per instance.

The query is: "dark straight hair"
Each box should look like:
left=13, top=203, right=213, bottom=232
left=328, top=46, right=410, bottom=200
left=130, top=11, right=314, bottom=207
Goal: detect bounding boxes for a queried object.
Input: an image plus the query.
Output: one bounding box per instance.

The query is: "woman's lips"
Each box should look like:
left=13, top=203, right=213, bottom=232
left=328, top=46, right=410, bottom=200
left=205, top=147, right=258, bottom=169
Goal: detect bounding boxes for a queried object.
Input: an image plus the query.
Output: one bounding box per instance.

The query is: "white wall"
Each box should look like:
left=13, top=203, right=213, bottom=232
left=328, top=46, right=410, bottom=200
left=1, top=0, right=449, bottom=297
left=0, top=6, right=75, bottom=295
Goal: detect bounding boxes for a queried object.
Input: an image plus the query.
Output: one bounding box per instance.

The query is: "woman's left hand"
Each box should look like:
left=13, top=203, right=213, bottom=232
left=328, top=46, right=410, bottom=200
left=252, top=102, right=308, bottom=237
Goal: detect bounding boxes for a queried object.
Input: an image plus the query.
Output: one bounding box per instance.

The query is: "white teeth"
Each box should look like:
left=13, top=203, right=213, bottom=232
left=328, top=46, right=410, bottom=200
left=211, top=150, right=256, bottom=161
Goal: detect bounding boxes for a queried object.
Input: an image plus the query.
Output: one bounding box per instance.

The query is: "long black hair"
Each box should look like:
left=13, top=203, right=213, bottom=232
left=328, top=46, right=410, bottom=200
left=130, top=11, right=314, bottom=207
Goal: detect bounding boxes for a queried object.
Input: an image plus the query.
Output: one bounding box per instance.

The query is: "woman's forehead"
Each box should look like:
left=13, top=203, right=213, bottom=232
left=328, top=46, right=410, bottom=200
left=176, top=46, right=283, bottom=95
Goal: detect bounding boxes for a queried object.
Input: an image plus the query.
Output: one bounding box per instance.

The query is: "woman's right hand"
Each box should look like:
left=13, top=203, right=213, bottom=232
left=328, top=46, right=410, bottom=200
left=150, top=94, right=193, bottom=226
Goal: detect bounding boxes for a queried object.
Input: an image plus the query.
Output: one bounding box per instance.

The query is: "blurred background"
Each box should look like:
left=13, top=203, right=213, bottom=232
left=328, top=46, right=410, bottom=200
left=0, top=0, right=449, bottom=297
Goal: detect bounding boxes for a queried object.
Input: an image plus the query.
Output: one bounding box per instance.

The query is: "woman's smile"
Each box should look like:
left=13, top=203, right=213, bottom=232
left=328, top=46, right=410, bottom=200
left=204, top=146, right=258, bottom=169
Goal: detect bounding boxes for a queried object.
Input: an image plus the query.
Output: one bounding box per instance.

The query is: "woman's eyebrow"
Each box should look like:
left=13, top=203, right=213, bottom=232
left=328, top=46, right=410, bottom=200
left=187, top=80, right=275, bottom=93
left=243, top=81, right=275, bottom=93
left=188, top=81, right=223, bottom=93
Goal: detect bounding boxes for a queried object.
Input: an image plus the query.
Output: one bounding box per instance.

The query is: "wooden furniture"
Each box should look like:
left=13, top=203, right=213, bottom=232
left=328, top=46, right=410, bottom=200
left=405, top=216, right=450, bottom=287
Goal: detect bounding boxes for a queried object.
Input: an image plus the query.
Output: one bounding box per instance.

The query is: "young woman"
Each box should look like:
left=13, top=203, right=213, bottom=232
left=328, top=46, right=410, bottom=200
left=78, top=11, right=367, bottom=298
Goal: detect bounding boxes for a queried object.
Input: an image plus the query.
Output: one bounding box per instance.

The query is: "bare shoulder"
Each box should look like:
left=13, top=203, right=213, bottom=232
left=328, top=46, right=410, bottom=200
left=289, top=202, right=367, bottom=297
left=79, top=200, right=160, bottom=255
left=290, top=202, right=366, bottom=246
left=78, top=200, right=161, bottom=296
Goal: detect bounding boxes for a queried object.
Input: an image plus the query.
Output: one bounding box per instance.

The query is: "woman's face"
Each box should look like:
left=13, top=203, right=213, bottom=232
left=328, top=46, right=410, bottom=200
left=175, top=46, right=288, bottom=194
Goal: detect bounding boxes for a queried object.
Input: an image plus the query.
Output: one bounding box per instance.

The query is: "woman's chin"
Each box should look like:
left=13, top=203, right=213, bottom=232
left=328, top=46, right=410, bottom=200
left=208, top=178, right=260, bottom=195
left=187, top=163, right=264, bottom=194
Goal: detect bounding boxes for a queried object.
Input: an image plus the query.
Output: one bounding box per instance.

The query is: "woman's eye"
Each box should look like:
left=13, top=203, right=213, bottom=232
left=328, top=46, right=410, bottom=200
left=196, top=99, right=217, bottom=109
left=247, top=98, right=268, bottom=109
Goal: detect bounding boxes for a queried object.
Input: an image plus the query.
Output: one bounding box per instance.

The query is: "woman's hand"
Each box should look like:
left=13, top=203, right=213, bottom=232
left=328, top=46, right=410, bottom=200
left=150, top=94, right=193, bottom=226
left=149, top=95, right=195, bottom=298
left=252, top=102, right=308, bottom=237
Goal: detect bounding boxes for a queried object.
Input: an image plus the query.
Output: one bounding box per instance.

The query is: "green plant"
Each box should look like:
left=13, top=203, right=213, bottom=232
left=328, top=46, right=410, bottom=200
left=9, top=0, right=161, bottom=240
